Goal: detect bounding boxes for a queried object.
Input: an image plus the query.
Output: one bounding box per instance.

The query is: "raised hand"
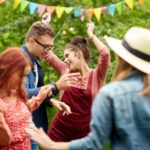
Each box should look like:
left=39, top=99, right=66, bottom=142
left=87, top=21, right=95, bottom=37
left=42, top=11, right=51, bottom=25
left=56, top=72, right=81, bottom=91
left=50, top=99, right=72, bottom=115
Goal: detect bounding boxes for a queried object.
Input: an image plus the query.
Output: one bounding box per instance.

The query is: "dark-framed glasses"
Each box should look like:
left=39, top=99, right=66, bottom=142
left=34, top=39, right=54, bottom=52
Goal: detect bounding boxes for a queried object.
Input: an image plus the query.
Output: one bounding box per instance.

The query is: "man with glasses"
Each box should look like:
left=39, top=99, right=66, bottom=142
left=22, top=21, right=79, bottom=150
left=34, top=38, right=54, bottom=53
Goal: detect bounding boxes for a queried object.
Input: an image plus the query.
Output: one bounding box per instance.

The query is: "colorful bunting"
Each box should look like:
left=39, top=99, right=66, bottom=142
left=125, top=0, right=134, bottom=9
left=87, top=9, right=94, bottom=21
left=108, top=5, right=116, bottom=17
left=20, top=0, right=29, bottom=12
left=102, top=7, right=108, bottom=15
left=29, top=2, right=37, bottom=15
left=38, top=4, right=46, bottom=16
left=65, top=7, right=74, bottom=14
left=46, top=6, right=56, bottom=14
left=74, top=9, right=81, bottom=17
left=11, top=0, right=143, bottom=21
left=116, top=2, right=123, bottom=14
left=13, top=0, right=21, bottom=9
left=0, top=0, right=5, bottom=4
left=138, top=0, right=143, bottom=4
left=94, top=8, right=102, bottom=21
left=80, top=9, right=85, bottom=21
left=56, top=7, right=65, bottom=19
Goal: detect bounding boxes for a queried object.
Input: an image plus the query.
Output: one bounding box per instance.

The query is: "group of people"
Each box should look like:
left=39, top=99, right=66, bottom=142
left=0, top=12, right=150, bottom=150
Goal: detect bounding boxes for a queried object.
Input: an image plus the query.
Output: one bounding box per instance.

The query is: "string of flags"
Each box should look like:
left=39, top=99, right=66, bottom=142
left=0, top=0, right=144, bottom=68
left=1, top=0, right=143, bottom=21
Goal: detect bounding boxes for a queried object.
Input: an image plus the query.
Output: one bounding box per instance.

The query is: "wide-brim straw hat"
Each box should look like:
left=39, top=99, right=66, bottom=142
left=105, top=27, right=150, bottom=74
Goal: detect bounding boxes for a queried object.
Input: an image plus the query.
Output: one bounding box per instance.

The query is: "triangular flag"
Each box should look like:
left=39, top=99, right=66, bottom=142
left=0, top=0, right=5, bottom=4
left=81, top=15, right=85, bottom=21
left=46, top=6, right=56, bottom=14
left=116, top=2, right=123, bottom=15
left=13, top=0, right=21, bottom=9
left=87, top=9, right=94, bottom=21
left=102, top=6, right=108, bottom=15
left=29, top=2, right=37, bottom=15
left=108, top=5, right=116, bottom=17
left=65, top=7, right=74, bottom=14
left=20, top=0, right=29, bottom=12
left=138, top=0, right=143, bottom=4
left=80, top=9, right=85, bottom=21
left=74, top=9, right=80, bottom=17
left=125, top=0, right=134, bottom=9
left=56, top=7, right=65, bottom=19
left=94, top=8, right=102, bottom=21
left=38, top=4, right=46, bottom=16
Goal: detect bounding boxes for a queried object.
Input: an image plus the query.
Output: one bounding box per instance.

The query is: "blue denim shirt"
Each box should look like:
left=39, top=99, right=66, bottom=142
left=22, top=45, right=58, bottom=133
left=69, top=71, right=150, bottom=150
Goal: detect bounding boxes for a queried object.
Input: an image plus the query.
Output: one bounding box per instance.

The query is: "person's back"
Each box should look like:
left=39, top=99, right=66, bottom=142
left=100, top=70, right=150, bottom=150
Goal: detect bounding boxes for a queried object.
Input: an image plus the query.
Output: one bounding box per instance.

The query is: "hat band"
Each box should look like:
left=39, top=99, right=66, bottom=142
left=122, top=39, right=150, bottom=62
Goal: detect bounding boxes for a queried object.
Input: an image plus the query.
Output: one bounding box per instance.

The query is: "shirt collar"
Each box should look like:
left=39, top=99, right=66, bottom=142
left=126, top=70, right=142, bottom=80
left=22, top=44, right=40, bottom=65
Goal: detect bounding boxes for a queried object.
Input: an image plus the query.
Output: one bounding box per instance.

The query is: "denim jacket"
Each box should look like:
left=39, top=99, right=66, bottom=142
left=69, top=71, right=150, bottom=150
left=22, top=45, right=58, bottom=132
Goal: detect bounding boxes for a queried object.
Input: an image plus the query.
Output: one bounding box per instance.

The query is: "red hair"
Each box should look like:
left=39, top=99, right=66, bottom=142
left=0, top=47, right=32, bottom=102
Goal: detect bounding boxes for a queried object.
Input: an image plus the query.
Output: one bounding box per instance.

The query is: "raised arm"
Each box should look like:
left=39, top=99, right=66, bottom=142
left=87, top=22, right=110, bottom=82
left=44, top=51, right=68, bottom=75
left=42, top=12, right=68, bottom=75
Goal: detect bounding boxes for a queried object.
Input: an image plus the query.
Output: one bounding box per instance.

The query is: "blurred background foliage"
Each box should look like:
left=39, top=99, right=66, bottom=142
left=0, top=0, right=150, bottom=149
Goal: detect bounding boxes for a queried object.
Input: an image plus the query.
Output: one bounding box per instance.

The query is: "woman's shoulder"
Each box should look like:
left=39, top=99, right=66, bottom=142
left=100, top=78, right=142, bottom=98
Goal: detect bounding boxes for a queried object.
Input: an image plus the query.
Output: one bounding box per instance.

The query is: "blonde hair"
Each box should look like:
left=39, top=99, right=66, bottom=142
left=112, top=55, right=150, bottom=96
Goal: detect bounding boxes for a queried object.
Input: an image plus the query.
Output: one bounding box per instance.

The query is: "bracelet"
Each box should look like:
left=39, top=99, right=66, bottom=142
left=89, top=35, right=96, bottom=41
left=54, top=83, right=59, bottom=92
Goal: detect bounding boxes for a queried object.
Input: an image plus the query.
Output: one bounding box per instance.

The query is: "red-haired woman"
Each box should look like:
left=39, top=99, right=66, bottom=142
left=0, top=47, right=52, bottom=150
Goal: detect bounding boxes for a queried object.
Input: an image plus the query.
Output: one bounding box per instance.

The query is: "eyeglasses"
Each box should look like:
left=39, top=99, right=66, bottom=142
left=34, top=39, right=54, bottom=52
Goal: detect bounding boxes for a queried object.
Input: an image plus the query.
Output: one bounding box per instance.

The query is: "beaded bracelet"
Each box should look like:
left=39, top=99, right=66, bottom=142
left=89, top=35, right=96, bottom=41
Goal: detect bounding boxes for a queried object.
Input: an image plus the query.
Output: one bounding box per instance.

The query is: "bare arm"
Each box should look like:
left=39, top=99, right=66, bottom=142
left=50, top=98, right=72, bottom=115
left=87, top=22, right=106, bottom=50
left=26, top=126, right=69, bottom=150
left=0, top=112, right=12, bottom=146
